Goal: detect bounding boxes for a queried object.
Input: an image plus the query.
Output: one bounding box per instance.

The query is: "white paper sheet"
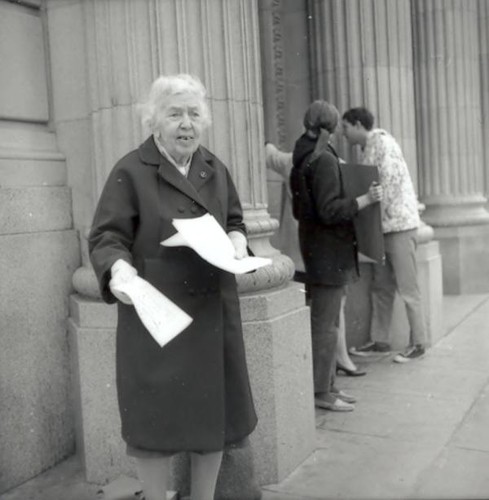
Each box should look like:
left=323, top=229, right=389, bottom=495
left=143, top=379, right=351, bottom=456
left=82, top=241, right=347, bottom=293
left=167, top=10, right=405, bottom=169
left=160, top=213, right=272, bottom=274
left=112, top=276, right=192, bottom=348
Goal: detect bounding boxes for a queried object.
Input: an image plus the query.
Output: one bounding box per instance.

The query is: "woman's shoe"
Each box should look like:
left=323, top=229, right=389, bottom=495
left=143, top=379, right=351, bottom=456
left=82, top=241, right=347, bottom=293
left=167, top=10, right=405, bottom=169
left=331, top=389, right=357, bottom=404
left=314, top=397, right=355, bottom=412
left=336, top=362, right=367, bottom=377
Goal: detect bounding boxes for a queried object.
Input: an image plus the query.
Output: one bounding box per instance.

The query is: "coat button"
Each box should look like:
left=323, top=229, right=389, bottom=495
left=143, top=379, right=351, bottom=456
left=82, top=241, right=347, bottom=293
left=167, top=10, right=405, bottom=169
left=190, top=206, right=198, bottom=214
left=199, top=171, right=207, bottom=179
left=177, top=206, right=185, bottom=213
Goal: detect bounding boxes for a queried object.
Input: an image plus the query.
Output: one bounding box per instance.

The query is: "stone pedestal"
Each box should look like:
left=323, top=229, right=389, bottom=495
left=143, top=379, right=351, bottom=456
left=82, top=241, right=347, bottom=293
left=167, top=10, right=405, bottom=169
left=431, top=225, right=489, bottom=294
left=69, top=278, right=313, bottom=488
left=68, top=295, right=128, bottom=484
left=346, top=237, right=443, bottom=351
left=240, top=283, right=314, bottom=484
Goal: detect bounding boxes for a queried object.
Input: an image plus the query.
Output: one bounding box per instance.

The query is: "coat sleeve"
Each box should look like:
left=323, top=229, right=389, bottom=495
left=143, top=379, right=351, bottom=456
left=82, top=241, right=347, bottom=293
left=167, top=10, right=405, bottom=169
left=224, top=167, right=247, bottom=237
left=311, top=153, right=359, bottom=225
left=88, top=163, right=139, bottom=303
left=265, top=143, right=293, bottom=180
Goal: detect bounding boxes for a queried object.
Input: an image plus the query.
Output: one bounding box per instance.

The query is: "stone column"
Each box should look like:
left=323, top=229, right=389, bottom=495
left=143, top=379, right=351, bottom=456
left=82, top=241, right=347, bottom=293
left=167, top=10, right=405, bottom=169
left=309, top=0, right=418, bottom=179
left=412, top=0, right=489, bottom=293
left=48, top=0, right=314, bottom=494
left=308, top=0, right=443, bottom=346
left=73, top=0, right=292, bottom=289
left=478, top=0, right=489, bottom=199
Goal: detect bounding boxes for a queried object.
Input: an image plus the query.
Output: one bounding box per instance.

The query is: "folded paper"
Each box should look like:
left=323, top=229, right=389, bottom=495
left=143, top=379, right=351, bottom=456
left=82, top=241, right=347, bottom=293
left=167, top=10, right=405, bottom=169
left=112, top=276, right=192, bottom=348
left=161, top=213, right=272, bottom=274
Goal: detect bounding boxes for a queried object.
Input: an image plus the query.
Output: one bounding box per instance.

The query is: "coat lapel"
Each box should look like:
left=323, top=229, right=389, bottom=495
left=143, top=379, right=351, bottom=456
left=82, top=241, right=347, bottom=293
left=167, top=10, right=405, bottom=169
left=187, top=147, right=215, bottom=193
left=138, top=137, right=212, bottom=212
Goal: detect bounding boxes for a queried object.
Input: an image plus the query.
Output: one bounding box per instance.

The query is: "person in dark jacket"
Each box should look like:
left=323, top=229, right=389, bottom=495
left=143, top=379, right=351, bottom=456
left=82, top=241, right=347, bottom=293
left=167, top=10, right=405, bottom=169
left=290, top=100, right=383, bottom=412
left=89, top=74, right=257, bottom=500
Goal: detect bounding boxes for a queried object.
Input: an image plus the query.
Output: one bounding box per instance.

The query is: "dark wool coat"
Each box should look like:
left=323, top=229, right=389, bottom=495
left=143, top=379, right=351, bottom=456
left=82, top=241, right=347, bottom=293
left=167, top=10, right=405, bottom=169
left=89, top=136, right=257, bottom=453
left=290, top=134, right=359, bottom=286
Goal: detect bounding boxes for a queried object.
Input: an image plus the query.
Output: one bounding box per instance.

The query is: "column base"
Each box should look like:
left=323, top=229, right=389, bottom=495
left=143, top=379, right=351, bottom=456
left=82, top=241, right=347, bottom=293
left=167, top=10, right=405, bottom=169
left=433, top=224, right=489, bottom=294
left=240, top=282, right=315, bottom=486
left=422, top=196, right=489, bottom=228
left=68, top=297, right=131, bottom=484
left=68, top=281, right=315, bottom=489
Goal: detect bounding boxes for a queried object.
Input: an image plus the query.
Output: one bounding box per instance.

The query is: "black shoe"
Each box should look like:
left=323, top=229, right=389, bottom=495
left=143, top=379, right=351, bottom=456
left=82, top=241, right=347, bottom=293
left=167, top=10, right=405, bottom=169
left=336, top=362, right=367, bottom=377
left=393, top=345, right=426, bottom=363
left=349, top=341, right=391, bottom=356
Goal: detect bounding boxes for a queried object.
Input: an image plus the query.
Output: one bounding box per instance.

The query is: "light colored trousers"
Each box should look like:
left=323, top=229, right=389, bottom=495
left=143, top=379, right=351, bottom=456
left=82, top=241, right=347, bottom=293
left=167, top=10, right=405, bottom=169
left=371, top=229, right=426, bottom=347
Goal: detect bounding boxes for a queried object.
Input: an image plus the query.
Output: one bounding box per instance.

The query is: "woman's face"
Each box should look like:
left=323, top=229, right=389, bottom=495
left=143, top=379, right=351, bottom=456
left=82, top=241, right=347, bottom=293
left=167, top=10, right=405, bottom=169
left=155, top=92, right=205, bottom=164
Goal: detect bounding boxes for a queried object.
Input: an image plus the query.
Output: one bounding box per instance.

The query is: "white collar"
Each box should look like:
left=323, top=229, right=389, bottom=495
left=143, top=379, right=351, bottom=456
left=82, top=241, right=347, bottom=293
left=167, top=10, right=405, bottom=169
left=154, top=135, right=193, bottom=177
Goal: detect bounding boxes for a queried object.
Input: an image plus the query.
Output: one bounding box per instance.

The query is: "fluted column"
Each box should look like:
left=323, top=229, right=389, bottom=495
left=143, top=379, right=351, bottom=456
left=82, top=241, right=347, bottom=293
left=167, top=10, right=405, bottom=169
left=308, top=0, right=443, bottom=342
left=84, top=0, right=274, bottom=224
left=412, top=0, right=489, bottom=226
left=308, top=0, right=418, bottom=184
left=72, top=0, right=293, bottom=300
left=308, top=0, right=435, bottom=235
left=478, top=0, right=489, bottom=198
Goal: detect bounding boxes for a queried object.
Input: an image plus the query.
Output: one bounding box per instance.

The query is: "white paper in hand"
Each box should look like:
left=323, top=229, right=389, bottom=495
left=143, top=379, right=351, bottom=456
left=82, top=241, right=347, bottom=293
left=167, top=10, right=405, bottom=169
left=160, top=213, right=272, bottom=274
left=112, top=276, right=192, bottom=348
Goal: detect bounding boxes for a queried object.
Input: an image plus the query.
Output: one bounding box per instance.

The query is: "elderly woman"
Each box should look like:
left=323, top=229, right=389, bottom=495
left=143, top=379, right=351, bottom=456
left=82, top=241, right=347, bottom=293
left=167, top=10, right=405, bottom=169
left=89, top=74, right=257, bottom=500
left=290, top=100, right=382, bottom=412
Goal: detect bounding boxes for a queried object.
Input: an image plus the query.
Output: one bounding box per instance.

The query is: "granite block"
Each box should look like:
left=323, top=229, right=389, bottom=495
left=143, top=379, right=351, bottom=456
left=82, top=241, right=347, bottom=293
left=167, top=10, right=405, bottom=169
left=0, top=230, right=80, bottom=493
left=0, top=186, right=74, bottom=234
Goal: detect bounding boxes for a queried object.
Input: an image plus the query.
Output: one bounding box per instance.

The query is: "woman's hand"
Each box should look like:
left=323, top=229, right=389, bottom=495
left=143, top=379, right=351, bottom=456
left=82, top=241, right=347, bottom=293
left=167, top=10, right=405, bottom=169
left=109, top=259, right=138, bottom=304
left=356, top=182, right=384, bottom=210
left=228, top=231, right=248, bottom=260
left=367, top=181, right=383, bottom=203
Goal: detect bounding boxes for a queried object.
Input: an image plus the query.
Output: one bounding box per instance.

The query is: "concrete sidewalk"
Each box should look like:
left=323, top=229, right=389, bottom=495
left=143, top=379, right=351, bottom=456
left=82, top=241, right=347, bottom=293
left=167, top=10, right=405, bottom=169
left=262, top=294, right=489, bottom=500
left=3, top=294, right=489, bottom=500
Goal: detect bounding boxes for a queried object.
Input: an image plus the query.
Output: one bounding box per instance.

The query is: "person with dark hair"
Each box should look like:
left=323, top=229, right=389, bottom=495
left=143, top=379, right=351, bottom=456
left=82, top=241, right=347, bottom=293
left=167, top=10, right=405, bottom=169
left=342, top=106, right=427, bottom=363
left=265, top=144, right=366, bottom=377
left=290, top=100, right=382, bottom=411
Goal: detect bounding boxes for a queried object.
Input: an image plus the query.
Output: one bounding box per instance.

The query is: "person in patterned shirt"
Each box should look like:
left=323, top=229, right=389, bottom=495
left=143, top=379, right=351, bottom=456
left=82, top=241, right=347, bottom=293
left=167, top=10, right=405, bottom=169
left=341, top=107, right=427, bottom=363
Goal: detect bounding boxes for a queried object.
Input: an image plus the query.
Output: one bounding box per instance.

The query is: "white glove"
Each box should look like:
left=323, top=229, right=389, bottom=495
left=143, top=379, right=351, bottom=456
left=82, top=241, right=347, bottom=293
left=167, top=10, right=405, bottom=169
left=228, top=231, right=248, bottom=260
left=109, top=259, right=138, bottom=305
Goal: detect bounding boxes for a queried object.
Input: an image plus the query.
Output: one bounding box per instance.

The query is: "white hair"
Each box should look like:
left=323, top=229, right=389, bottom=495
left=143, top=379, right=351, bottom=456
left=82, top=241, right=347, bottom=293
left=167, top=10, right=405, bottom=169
left=141, top=74, right=212, bottom=133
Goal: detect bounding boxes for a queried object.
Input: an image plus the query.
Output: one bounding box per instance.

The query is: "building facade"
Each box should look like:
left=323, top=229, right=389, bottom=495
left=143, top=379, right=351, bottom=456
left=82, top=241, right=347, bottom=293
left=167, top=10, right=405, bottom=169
left=1, top=0, right=488, bottom=494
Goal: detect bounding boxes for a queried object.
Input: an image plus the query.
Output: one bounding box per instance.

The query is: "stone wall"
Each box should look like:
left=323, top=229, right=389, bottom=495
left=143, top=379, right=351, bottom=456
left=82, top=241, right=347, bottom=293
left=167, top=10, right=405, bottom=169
left=0, top=1, right=80, bottom=493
